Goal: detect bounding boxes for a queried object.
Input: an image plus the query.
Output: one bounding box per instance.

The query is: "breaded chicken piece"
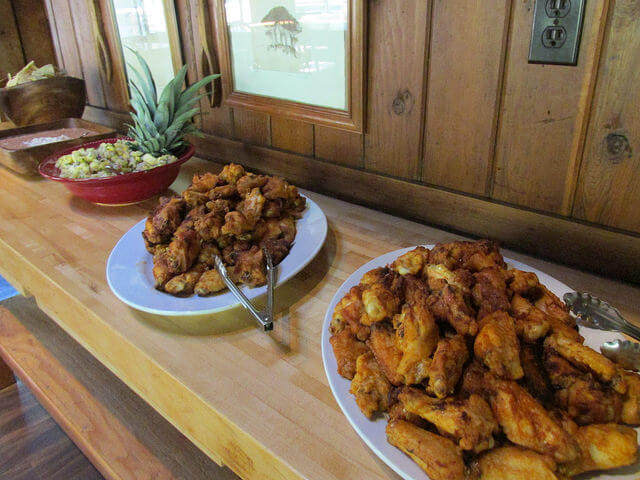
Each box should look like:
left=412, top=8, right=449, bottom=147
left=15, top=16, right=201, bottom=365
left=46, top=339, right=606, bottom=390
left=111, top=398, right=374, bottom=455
left=621, top=370, right=640, bottom=425
left=230, top=245, right=266, bottom=287
left=329, top=329, right=370, bottom=380
left=533, top=286, right=574, bottom=328
left=402, top=274, right=429, bottom=306
left=544, top=334, right=626, bottom=394
left=197, top=242, right=221, bottom=267
left=238, top=187, right=266, bottom=227
left=519, top=343, right=552, bottom=402
left=182, top=188, right=209, bottom=208
left=143, top=196, right=186, bottom=245
left=477, top=446, right=559, bottom=480
left=546, top=315, right=584, bottom=343
left=558, top=423, right=638, bottom=476
left=208, top=184, right=237, bottom=200
left=472, top=267, right=510, bottom=319
left=393, top=300, right=438, bottom=385
left=165, top=223, right=201, bottom=275
left=508, top=269, right=540, bottom=296
left=360, top=267, right=387, bottom=287
left=236, top=173, right=268, bottom=196
left=474, top=312, right=523, bottom=380
left=190, top=172, right=219, bottom=192
left=400, top=388, right=498, bottom=453
left=221, top=211, right=253, bottom=238
left=164, top=264, right=207, bottom=296
left=510, top=294, right=550, bottom=342
left=460, top=360, right=493, bottom=400
left=428, top=334, right=469, bottom=398
left=366, top=323, right=403, bottom=385
left=194, top=269, right=226, bottom=296
left=428, top=285, right=478, bottom=336
left=262, top=176, right=298, bottom=201
left=386, top=420, right=466, bottom=480
left=350, top=352, right=391, bottom=418
left=218, top=163, right=245, bottom=184
left=193, top=210, right=224, bottom=242
left=429, top=240, right=506, bottom=272
left=330, top=285, right=370, bottom=341
left=361, top=282, right=400, bottom=325
left=425, top=263, right=472, bottom=294
left=152, top=246, right=172, bottom=288
left=543, top=351, right=622, bottom=425
left=487, top=378, right=580, bottom=463
left=391, top=246, right=430, bottom=276
left=387, top=400, right=429, bottom=428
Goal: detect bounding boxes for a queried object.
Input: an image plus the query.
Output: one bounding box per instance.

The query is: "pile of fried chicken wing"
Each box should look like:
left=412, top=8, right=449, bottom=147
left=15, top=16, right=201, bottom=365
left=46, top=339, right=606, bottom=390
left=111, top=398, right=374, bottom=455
left=142, top=163, right=305, bottom=296
left=329, top=240, right=639, bottom=480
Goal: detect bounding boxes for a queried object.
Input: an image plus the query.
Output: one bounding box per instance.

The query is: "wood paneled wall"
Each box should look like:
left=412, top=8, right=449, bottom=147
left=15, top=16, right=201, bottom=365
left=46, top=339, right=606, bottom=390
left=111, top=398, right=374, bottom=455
left=0, top=0, right=55, bottom=81
left=46, top=0, right=640, bottom=280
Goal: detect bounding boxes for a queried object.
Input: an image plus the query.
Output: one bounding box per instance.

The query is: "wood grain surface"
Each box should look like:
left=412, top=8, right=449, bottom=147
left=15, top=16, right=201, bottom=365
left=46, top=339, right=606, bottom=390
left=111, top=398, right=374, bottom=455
left=422, top=0, right=510, bottom=196
left=364, top=0, right=430, bottom=179
left=1, top=157, right=639, bottom=480
left=0, top=382, right=103, bottom=480
left=314, top=126, right=363, bottom=168
left=233, top=109, right=271, bottom=147
left=573, top=0, right=640, bottom=232
left=10, top=0, right=56, bottom=71
left=0, top=355, right=14, bottom=389
left=1, top=296, right=239, bottom=480
left=492, top=0, right=609, bottom=213
left=271, top=117, right=314, bottom=156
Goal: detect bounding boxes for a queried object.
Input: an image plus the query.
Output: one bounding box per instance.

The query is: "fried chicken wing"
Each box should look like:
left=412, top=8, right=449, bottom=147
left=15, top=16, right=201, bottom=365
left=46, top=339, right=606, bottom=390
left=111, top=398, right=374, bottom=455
left=366, top=323, right=403, bottom=385
left=477, top=446, right=559, bottom=480
left=428, top=334, right=469, bottom=398
left=238, top=187, right=266, bottom=226
left=194, top=269, right=226, bottom=296
left=428, top=285, right=478, bottom=336
left=350, top=352, right=391, bottom=418
left=429, top=240, right=505, bottom=272
left=543, top=351, right=622, bottom=424
left=399, top=388, right=498, bottom=453
left=558, top=423, right=638, bottom=476
left=391, top=246, right=430, bottom=276
left=230, top=245, right=266, bottom=287
left=393, top=301, right=438, bottom=384
left=361, top=282, right=400, bottom=325
left=425, top=263, right=472, bottom=294
left=205, top=198, right=232, bottom=217
left=220, top=211, right=252, bottom=238
left=190, top=172, right=219, bottom=192
left=218, top=163, right=245, bottom=184
left=165, top=219, right=201, bottom=274
left=519, top=343, right=552, bottom=402
left=508, top=269, right=540, bottom=296
left=164, top=264, right=207, bottom=296
left=208, top=184, right=237, bottom=199
left=510, top=295, right=550, bottom=342
left=621, top=370, right=640, bottom=425
left=193, top=210, right=224, bottom=242
left=533, top=286, right=574, bottom=327
left=487, top=378, right=580, bottom=463
left=386, top=420, right=466, bottom=480
left=474, top=311, right=523, bottom=380
left=330, top=285, right=370, bottom=341
left=360, top=267, right=387, bottom=287
left=236, top=173, right=268, bottom=196
left=152, top=246, right=173, bottom=288
left=329, top=329, right=370, bottom=380
left=545, top=334, right=626, bottom=394
left=262, top=176, right=297, bottom=201
left=182, top=188, right=209, bottom=208
left=142, top=196, right=186, bottom=245
left=472, top=267, right=510, bottom=319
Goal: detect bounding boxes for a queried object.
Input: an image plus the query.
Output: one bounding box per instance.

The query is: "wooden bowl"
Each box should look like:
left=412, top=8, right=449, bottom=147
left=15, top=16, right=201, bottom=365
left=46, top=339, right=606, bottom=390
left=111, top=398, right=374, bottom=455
left=0, top=76, right=87, bottom=127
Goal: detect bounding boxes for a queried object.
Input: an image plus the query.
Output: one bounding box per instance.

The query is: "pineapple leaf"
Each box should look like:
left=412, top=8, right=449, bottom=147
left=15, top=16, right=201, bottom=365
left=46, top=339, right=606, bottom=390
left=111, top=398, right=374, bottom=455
left=126, top=47, right=157, bottom=111
left=180, top=74, right=221, bottom=103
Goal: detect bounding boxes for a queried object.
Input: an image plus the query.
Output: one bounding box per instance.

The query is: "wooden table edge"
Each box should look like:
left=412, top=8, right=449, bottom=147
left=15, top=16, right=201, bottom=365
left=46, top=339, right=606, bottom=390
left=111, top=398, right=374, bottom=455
left=0, top=237, right=304, bottom=480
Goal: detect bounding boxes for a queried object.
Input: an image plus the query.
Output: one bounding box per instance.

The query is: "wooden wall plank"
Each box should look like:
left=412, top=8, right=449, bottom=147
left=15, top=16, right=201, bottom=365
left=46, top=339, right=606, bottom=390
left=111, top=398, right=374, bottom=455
left=12, top=0, right=56, bottom=69
left=271, top=118, right=313, bottom=156
left=422, top=0, right=510, bottom=196
left=0, top=355, right=15, bottom=389
left=43, top=0, right=83, bottom=79
left=192, top=132, right=640, bottom=283
left=573, top=0, right=640, bottom=233
left=492, top=0, right=609, bottom=214
left=364, top=0, right=430, bottom=179
left=314, top=125, right=363, bottom=168
left=0, top=0, right=24, bottom=80
left=67, top=0, right=107, bottom=107
left=233, top=109, right=270, bottom=146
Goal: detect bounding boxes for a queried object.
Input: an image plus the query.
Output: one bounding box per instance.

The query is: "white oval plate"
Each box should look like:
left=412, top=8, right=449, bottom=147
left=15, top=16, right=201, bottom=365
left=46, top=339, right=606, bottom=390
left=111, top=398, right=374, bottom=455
left=107, top=196, right=327, bottom=316
left=321, top=246, right=637, bottom=480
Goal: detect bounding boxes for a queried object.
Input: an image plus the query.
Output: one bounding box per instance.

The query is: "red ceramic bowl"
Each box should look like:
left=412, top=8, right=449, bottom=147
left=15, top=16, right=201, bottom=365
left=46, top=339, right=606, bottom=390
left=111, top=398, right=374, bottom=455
left=39, top=137, right=194, bottom=205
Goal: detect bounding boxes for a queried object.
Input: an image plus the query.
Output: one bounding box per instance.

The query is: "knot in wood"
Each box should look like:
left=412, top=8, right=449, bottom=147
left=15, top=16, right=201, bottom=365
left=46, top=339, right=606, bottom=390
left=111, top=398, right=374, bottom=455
left=392, top=90, right=413, bottom=116
left=605, top=133, right=632, bottom=164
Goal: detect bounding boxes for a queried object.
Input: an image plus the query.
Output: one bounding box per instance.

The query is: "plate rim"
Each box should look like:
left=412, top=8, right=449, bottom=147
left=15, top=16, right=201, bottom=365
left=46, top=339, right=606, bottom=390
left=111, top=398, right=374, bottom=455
left=106, top=195, right=327, bottom=316
left=321, top=245, right=632, bottom=480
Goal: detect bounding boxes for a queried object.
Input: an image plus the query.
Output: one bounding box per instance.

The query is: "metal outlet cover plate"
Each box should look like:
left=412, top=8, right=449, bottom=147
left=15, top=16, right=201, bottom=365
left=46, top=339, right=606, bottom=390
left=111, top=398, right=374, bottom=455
left=529, top=0, right=586, bottom=65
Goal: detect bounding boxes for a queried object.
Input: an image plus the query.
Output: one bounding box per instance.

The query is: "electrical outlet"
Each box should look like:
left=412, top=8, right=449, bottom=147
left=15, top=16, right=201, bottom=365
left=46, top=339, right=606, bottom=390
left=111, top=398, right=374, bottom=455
left=528, top=0, right=585, bottom=65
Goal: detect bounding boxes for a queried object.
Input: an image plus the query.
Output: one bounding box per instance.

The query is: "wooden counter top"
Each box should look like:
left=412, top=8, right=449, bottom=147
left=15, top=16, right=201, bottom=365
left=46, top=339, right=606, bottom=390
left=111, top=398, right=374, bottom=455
left=1, top=158, right=639, bottom=480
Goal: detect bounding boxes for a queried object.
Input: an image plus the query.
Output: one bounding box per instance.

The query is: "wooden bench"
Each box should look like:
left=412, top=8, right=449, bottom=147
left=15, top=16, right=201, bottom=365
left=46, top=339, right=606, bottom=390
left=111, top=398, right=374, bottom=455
left=0, top=297, right=239, bottom=480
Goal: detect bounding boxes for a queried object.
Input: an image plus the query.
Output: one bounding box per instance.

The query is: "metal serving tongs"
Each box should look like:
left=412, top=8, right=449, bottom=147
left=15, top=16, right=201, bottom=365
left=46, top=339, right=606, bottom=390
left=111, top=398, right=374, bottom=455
left=214, top=248, right=275, bottom=331
left=563, top=292, right=640, bottom=341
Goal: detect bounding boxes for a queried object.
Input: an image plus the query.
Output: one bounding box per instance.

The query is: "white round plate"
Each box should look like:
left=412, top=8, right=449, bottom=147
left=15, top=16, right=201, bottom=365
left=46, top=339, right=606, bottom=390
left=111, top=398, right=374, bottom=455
left=321, top=245, right=636, bottom=480
left=107, top=196, right=327, bottom=316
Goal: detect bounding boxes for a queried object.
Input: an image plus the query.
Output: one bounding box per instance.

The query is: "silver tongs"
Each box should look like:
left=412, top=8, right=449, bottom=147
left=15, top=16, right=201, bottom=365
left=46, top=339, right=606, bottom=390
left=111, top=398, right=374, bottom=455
left=214, top=249, right=275, bottom=331
left=563, top=291, right=640, bottom=341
